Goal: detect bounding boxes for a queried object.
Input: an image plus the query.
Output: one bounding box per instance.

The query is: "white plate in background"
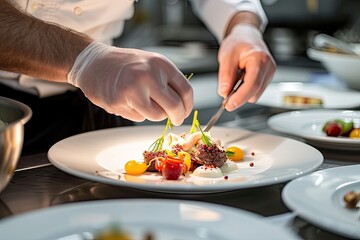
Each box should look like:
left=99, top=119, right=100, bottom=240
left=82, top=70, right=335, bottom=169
left=257, top=82, right=360, bottom=109
left=282, top=165, right=360, bottom=239
left=48, top=126, right=323, bottom=194
left=267, top=109, right=360, bottom=150
left=0, top=199, right=300, bottom=240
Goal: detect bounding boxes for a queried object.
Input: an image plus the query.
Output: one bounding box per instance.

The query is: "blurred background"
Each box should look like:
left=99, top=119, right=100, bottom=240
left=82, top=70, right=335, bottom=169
left=113, top=0, right=360, bottom=124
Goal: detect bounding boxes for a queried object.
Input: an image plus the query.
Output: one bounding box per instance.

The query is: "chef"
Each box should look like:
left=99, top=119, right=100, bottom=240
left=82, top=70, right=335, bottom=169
left=0, top=0, right=275, bottom=154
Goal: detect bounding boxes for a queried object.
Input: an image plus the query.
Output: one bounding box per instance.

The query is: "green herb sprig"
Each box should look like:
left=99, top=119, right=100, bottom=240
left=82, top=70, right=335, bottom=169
left=196, top=123, right=213, bottom=147
left=185, top=73, right=194, bottom=81
left=190, top=110, right=212, bottom=147
left=148, top=118, right=173, bottom=152
left=190, top=110, right=198, bottom=134
left=225, top=150, right=235, bottom=157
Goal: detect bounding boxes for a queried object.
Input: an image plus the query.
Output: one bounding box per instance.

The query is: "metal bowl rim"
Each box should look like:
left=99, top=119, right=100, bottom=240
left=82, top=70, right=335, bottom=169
left=0, top=96, right=32, bottom=128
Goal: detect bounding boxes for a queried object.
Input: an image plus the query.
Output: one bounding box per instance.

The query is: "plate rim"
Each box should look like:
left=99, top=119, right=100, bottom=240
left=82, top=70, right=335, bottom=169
left=48, top=125, right=323, bottom=194
left=0, top=198, right=299, bottom=240
left=307, top=47, right=360, bottom=61
left=282, top=164, right=360, bottom=239
left=268, top=109, right=360, bottom=150
left=257, top=81, right=360, bottom=110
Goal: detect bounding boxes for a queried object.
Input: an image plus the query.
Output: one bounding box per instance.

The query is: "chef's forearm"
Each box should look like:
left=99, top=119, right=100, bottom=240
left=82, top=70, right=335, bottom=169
left=224, top=11, right=261, bottom=37
left=0, top=0, right=92, bottom=82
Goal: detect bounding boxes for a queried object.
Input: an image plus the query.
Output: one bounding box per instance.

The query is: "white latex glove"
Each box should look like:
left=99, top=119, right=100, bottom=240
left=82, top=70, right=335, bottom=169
left=67, top=41, right=193, bottom=126
left=218, top=24, right=276, bottom=111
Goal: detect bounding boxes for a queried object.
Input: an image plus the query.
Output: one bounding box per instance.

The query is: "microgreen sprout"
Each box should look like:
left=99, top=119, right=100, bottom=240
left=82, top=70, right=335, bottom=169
left=185, top=73, right=194, bottom=81
left=148, top=118, right=173, bottom=152
left=196, top=123, right=212, bottom=147
left=190, top=110, right=199, bottom=134
left=189, top=110, right=212, bottom=147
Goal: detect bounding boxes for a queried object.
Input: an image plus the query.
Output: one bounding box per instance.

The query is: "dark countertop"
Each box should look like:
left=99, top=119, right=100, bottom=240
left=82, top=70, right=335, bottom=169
left=0, top=104, right=359, bottom=240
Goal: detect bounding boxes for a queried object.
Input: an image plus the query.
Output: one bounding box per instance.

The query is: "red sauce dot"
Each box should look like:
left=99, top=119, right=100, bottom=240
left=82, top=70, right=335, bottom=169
left=251, top=152, right=255, bottom=156
left=224, top=176, right=228, bottom=180
left=249, top=162, right=254, bottom=167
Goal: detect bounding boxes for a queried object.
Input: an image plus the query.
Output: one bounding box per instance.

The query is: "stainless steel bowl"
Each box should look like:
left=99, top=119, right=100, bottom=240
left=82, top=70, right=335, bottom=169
left=0, top=97, right=32, bottom=193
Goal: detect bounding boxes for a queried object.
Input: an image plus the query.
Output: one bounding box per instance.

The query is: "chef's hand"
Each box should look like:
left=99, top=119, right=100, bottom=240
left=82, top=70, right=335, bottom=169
left=218, top=24, right=276, bottom=111
left=67, top=41, right=193, bottom=126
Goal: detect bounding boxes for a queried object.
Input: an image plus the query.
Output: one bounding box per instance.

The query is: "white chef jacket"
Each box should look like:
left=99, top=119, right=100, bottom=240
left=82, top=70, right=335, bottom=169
left=0, top=0, right=267, bottom=97
left=190, top=0, right=267, bottom=41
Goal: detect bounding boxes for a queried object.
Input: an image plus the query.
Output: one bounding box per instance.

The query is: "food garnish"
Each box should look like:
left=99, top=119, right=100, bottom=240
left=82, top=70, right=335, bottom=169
left=196, top=122, right=212, bottom=147
left=124, top=110, right=252, bottom=180
left=190, top=110, right=212, bottom=147
left=185, top=72, right=194, bottom=81
left=124, top=160, right=148, bottom=175
left=139, top=73, right=193, bottom=174
left=283, top=95, right=323, bottom=106
left=148, top=118, right=173, bottom=153
left=343, top=191, right=360, bottom=209
left=189, top=109, right=198, bottom=134
left=322, top=118, right=360, bottom=138
left=95, top=226, right=131, bottom=240
left=225, top=146, right=244, bottom=161
left=349, top=128, right=360, bottom=138
left=94, top=225, right=154, bottom=240
left=159, top=155, right=184, bottom=180
left=178, top=151, right=191, bottom=174
left=323, top=121, right=342, bottom=137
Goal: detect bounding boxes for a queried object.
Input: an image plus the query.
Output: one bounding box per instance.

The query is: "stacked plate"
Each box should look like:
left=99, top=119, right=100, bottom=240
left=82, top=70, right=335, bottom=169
left=261, top=78, right=360, bottom=238
left=2, top=119, right=358, bottom=239
left=0, top=199, right=300, bottom=240
left=282, top=165, right=360, bottom=239
left=267, top=109, right=360, bottom=151
left=257, top=81, right=360, bottom=110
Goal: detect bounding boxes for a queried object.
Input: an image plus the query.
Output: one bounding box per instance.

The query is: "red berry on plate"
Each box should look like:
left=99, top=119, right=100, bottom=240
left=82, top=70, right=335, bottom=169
left=323, top=122, right=342, bottom=137
left=162, top=157, right=183, bottom=180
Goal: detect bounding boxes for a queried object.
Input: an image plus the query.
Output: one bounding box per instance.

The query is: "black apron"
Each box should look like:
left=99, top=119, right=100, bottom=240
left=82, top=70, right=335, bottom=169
left=0, top=84, right=133, bottom=155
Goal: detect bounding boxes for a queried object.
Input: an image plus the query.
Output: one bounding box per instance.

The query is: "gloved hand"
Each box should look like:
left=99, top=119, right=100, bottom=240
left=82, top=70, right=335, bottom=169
left=67, top=41, right=193, bottom=126
left=218, top=24, right=276, bottom=111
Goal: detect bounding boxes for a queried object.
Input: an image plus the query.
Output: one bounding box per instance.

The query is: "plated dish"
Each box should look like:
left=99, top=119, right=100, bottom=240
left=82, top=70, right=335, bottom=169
left=0, top=199, right=299, bottom=240
left=256, top=82, right=360, bottom=109
left=282, top=165, right=360, bottom=239
left=267, top=109, right=360, bottom=151
left=48, top=125, right=323, bottom=194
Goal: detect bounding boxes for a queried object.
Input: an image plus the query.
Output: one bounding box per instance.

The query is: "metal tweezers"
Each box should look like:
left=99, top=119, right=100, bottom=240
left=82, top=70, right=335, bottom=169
left=203, top=70, right=245, bottom=132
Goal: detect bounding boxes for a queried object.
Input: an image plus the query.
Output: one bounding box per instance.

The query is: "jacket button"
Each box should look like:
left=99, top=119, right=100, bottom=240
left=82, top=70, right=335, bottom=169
left=31, top=2, right=43, bottom=10
left=73, top=6, right=83, bottom=16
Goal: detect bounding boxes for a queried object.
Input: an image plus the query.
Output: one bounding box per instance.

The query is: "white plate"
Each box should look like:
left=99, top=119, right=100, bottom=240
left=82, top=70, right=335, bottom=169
left=257, top=82, right=360, bottom=109
left=282, top=165, right=360, bottom=239
left=268, top=109, right=360, bottom=151
left=48, top=126, right=323, bottom=194
left=0, top=199, right=299, bottom=240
